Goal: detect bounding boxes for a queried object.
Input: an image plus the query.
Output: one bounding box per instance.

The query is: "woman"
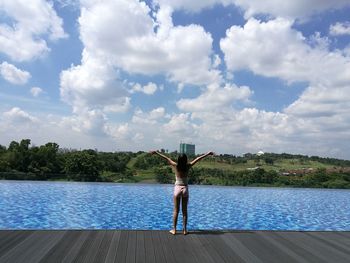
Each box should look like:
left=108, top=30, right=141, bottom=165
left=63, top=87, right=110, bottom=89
left=150, top=150, right=214, bottom=235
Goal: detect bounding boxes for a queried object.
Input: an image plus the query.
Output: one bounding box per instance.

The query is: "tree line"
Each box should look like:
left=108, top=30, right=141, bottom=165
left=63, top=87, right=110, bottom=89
left=1, top=139, right=350, bottom=188
left=0, top=139, right=135, bottom=182
left=152, top=165, right=350, bottom=188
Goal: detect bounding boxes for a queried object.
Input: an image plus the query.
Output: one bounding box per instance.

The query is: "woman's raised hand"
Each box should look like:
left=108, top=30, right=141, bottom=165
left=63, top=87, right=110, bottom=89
left=207, top=151, right=214, bottom=156
left=149, top=150, right=156, bottom=155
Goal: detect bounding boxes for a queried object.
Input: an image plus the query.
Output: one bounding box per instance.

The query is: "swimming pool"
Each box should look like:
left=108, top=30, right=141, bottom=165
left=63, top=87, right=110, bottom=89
left=1, top=180, right=349, bottom=230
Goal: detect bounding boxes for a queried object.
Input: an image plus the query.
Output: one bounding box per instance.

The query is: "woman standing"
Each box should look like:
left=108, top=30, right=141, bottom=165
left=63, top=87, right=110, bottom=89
left=150, top=151, right=214, bottom=235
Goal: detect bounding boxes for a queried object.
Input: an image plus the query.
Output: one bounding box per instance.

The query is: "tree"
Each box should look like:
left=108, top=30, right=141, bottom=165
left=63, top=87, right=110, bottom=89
left=28, top=142, right=63, bottom=179
left=64, top=150, right=100, bottom=181
left=154, top=167, right=173, bottom=184
left=264, top=157, right=274, bottom=165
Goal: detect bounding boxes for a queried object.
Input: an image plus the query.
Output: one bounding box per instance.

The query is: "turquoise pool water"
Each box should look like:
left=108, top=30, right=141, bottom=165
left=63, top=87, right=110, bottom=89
left=1, top=180, right=349, bottom=230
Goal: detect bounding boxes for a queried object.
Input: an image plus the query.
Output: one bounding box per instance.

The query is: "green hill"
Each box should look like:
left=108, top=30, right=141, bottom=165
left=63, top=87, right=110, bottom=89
left=128, top=152, right=350, bottom=188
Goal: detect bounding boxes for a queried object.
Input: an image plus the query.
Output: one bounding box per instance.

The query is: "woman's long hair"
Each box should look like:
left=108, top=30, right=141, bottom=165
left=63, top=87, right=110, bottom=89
left=176, top=154, right=189, bottom=173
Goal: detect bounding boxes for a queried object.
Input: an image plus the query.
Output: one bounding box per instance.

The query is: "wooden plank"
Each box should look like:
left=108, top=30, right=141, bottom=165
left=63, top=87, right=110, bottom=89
left=0, top=230, right=65, bottom=263
left=205, top=232, right=243, bottom=263
left=151, top=231, right=166, bottom=263
left=93, top=230, right=115, bottom=263
left=61, top=230, right=90, bottom=263
left=181, top=232, right=204, bottom=263
left=71, top=230, right=100, bottom=263
left=144, top=230, right=155, bottom=263
left=195, top=232, right=226, bottom=263
left=231, top=231, right=303, bottom=263
left=1, top=230, right=350, bottom=263
left=166, top=232, right=193, bottom=263
left=115, top=231, right=129, bottom=263
left=262, top=231, right=322, bottom=263
left=333, top=231, right=350, bottom=240
left=126, top=231, right=137, bottom=263
left=0, top=230, right=19, bottom=248
left=335, top=231, right=350, bottom=238
left=83, top=230, right=106, bottom=263
left=277, top=232, right=350, bottom=263
left=136, top=231, right=146, bottom=263
left=0, top=230, right=34, bottom=257
left=256, top=231, right=309, bottom=263
left=40, top=230, right=83, bottom=263
left=158, top=231, right=176, bottom=263
left=221, top=232, right=262, bottom=263
left=306, top=232, right=350, bottom=255
left=187, top=233, right=216, bottom=263
left=104, top=231, right=122, bottom=263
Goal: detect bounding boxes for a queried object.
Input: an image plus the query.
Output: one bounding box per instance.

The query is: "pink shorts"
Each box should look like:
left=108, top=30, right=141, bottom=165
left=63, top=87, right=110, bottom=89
left=174, top=185, right=189, bottom=198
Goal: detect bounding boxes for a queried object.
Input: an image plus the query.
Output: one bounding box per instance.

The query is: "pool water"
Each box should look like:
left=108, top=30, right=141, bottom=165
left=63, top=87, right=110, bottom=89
left=1, top=180, right=350, bottom=230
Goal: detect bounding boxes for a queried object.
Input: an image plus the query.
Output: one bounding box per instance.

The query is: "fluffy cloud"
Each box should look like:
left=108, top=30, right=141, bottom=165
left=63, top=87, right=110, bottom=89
left=131, top=82, right=158, bottom=95
left=163, top=113, right=197, bottom=137
left=330, top=21, right=350, bottom=36
left=0, top=62, right=31, bottom=85
left=60, top=53, right=129, bottom=113
left=0, top=0, right=67, bottom=61
left=221, top=18, right=350, bottom=86
left=218, top=17, right=350, bottom=157
left=220, top=18, right=350, bottom=118
left=155, top=0, right=350, bottom=20
left=2, top=107, right=38, bottom=124
left=76, top=0, right=219, bottom=86
left=60, top=108, right=108, bottom=136
left=30, top=87, right=44, bottom=97
left=60, top=0, right=221, bottom=130
left=177, top=83, right=252, bottom=112
left=232, top=0, right=350, bottom=19
left=132, top=107, right=165, bottom=124
left=285, top=85, right=350, bottom=118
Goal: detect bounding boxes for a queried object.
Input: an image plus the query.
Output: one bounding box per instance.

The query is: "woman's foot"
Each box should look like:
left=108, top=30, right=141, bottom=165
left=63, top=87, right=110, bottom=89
left=169, top=229, right=176, bottom=235
left=183, top=229, right=188, bottom=235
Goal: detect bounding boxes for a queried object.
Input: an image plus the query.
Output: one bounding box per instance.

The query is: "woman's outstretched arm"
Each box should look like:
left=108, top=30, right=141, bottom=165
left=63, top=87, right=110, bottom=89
left=190, top=151, right=214, bottom=166
left=149, top=151, right=177, bottom=166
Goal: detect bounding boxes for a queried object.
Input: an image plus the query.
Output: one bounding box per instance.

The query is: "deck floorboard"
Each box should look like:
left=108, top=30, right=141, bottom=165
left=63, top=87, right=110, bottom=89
left=0, top=230, right=349, bottom=263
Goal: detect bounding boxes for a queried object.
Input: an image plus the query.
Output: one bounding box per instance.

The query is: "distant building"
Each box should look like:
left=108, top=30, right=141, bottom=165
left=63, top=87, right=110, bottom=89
left=179, top=143, right=195, bottom=156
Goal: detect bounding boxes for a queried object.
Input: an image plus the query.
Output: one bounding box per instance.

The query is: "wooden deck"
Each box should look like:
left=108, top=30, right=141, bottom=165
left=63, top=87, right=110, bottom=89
left=0, top=230, right=349, bottom=263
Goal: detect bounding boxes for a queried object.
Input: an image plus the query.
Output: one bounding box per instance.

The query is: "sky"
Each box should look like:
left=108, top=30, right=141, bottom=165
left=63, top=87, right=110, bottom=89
left=0, top=0, right=350, bottom=159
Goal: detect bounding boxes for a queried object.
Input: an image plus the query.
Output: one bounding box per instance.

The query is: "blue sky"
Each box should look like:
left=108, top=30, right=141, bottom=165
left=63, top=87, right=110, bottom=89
left=0, top=0, right=350, bottom=158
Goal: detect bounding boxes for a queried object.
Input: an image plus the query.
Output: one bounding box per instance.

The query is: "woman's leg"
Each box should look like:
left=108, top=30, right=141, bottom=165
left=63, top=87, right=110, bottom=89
left=170, top=195, right=181, bottom=235
left=181, top=195, right=189, bottom=235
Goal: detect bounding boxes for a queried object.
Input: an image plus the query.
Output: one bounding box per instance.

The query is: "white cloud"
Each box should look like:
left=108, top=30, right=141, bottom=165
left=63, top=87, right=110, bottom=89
left=155, top=0, right=350, bottom=20
left=131, top=82, right=158, bottom=95
left=59, top=0, right=221, bottom=129
left=132, top=107, right=165, bottom=124
left=104, top=123, right=130, bottom=141
left=2, top=107, right=37, bottom=124
left=60, top=108, right=108, bottom=137
left=232, top=0, right=350, bottom=20
left=218, top=17, right=350, bottom=157
left=103, top=97, right=131, bottom=113
left=285, top=85, right=350, bottom=118
left=330, top=21, right=350, bottom=36
left=163, top=113, right=197, bottom=137
left=60, top=54, right=129, bottom=113
left=221, top=18, right=350, bottom=86
left=0, top=62, right=31, bottom=84
left=177, top=83, right=252, bottom=112
left=0, top=0, right=67, bottom=61
left=30, top=87, right=43, bottom=97
left=75, top=0, right=220, bottom=86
